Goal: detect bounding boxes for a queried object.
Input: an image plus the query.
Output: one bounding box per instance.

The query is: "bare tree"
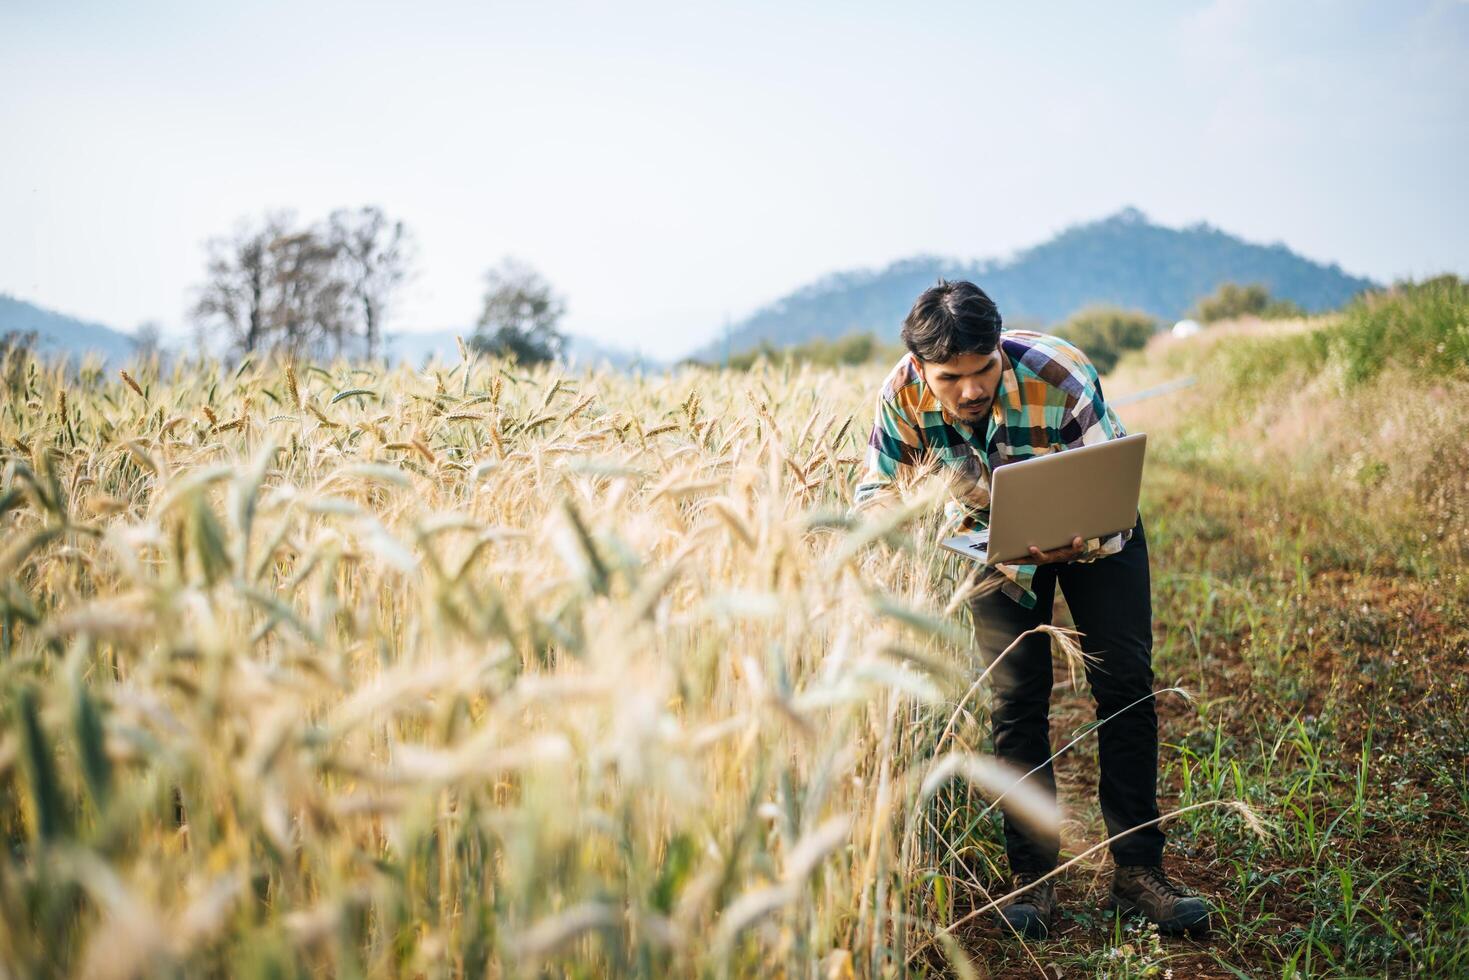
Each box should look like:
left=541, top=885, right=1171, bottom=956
left=470, top=258, right=567, bottom=365
left=193, top=211, right=365, bottom=359
left=267, top=229, right=349, bottom=358
left=328, top=206, right=414, bottom=361
left=192, top=212, right=291, bottom=355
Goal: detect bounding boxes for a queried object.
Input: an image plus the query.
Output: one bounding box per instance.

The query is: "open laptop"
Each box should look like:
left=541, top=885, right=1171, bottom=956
left=939, top=432, right=1147, bottom=566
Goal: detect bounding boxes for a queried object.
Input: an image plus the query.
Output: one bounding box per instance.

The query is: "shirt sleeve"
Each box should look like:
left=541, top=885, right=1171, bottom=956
left=1059, top=381, right=1134, bottom=562
left=851, top=390, right=923, bottom=516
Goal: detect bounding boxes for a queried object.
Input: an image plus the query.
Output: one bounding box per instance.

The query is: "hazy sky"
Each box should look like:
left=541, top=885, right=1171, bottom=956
left=3, top=0, right=1466, bottom=357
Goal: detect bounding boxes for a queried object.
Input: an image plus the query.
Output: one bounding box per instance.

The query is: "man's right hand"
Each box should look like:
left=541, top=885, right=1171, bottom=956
left=1026, top=536, right=1086, bottom=565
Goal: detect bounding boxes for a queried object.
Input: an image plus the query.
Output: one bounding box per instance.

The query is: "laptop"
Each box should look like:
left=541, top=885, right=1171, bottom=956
left=939, top=432, right=1147, bottom=566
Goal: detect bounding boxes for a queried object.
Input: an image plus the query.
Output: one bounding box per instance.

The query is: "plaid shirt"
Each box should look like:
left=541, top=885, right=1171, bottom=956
left=851, top=330, right=1133, bottom=610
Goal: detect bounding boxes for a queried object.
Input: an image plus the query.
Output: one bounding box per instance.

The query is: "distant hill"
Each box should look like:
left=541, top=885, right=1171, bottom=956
left=689, top=207, right=1378, bottom=361
left=0, top=294, right=138, bottom=365
left=0, top=293, right=656, bottom=372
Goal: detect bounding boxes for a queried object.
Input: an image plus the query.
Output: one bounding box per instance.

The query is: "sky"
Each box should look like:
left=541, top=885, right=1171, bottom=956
left=2, top=0, right=1466, bottom=359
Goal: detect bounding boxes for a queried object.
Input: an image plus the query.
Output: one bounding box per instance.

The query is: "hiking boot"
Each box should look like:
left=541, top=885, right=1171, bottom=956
left=997, top=870, right=1057, bottom=940
left=1108, top=864, right=1211, bottom=935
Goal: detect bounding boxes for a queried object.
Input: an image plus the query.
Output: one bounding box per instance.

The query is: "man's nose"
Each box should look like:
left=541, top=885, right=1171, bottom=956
left=962, top=381, right=986, bottom=403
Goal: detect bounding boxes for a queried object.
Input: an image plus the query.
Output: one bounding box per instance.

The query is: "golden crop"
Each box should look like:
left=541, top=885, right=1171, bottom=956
left=1, top=349, right=1074, bottom=977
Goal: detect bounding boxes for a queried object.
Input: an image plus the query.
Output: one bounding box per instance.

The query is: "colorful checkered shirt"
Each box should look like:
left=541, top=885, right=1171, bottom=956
left=851, top=329, right=1133, bottom=609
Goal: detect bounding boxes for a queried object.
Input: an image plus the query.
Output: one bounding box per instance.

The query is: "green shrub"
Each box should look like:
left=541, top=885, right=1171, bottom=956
left=1190, top=282, right=1305, bottom=323
left=1052, top=305, right=1158, bottom=374
left=1329, top=274, right=1468, bottom=384
left=1220, top=274, right=1468, bottom=391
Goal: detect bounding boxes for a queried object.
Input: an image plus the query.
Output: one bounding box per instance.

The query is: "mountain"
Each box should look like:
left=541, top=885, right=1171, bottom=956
left=0, top=294, right=139, bottom=364
left=689, top=207, right=1378, bottom=361
left=0, top=294, right=658, bottom=372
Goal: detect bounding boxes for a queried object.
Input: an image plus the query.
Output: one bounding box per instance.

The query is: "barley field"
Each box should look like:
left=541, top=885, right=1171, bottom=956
left=2, top=279, right=1467, bottom=977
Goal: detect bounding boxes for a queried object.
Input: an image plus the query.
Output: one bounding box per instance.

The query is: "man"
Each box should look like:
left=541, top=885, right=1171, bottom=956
left=851, top=280, right=1209, bottom=939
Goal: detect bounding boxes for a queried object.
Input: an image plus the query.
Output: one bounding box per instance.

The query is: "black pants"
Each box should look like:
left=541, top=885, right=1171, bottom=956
left=966, top=513, right=1165, bottom=873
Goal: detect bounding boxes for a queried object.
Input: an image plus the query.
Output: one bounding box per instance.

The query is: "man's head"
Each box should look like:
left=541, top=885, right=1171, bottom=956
left=901, top=280, right=1005, bottom=425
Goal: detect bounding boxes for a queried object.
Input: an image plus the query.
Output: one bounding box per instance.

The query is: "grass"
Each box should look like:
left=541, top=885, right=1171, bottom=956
left=985, top=276, right=1469, bottom=978
left=1, top=277, right=1467, bottom=977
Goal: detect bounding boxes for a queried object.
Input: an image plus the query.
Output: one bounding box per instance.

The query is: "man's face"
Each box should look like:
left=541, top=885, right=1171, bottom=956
left=916, top=349, right=1003, bottom=424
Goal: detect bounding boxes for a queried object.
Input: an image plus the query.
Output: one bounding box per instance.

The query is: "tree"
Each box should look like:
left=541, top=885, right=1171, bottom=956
left=193, top=211, right=380, bottom=359
left=192, top=212, right=290, bottom=355
left=1053, top=305, right=1158, bottom=375
left=328, top=206, right=414, bottom=361
left=267, top=228, right=349, bottom=357
left=470, top=258, right=567, bottom=365
left=1190, top=282, right=1304, bottom=324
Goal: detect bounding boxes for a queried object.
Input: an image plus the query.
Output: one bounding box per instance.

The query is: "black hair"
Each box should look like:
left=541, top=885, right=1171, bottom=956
left=900, top=279, right=1003, bottom=362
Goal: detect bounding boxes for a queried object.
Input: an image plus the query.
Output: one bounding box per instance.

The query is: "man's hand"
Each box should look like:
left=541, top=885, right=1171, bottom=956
left=1027, top=536, right=1086, bottom=565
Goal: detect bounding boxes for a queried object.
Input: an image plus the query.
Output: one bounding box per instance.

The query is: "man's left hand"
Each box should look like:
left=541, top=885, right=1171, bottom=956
left=1027, top=536, right=1087, bottom=565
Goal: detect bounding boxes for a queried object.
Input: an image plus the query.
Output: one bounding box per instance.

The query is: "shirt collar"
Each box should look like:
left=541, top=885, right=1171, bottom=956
left=998, top=344, right=1022, bottom=413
